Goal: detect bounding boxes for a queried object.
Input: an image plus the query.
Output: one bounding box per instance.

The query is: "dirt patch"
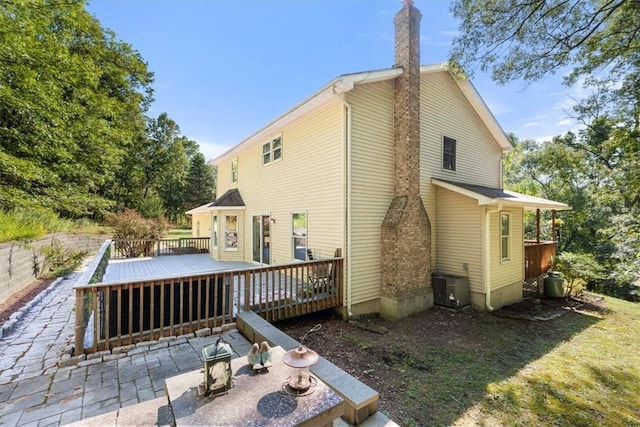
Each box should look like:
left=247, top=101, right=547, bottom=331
left=0, top=278, right=56, bottom=325
left=276, top=295, right=607, bottom=426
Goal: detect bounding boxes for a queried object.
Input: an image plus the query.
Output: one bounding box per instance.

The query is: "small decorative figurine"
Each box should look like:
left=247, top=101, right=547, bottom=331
left=260, top=341, right=272, bottom=368
left=248, top=343, right=262, bottom=370
left=247, top=341, right=273, bottom=373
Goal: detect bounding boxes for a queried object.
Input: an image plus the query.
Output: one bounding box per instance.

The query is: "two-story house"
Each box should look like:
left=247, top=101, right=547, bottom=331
left=188, top=1, right=569, bottom=320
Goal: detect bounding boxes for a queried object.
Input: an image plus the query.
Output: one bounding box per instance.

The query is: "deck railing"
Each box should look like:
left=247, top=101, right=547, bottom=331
left=242, top=258, right=343, bottom=322
left=524, top=240, right=556, bottom=280
left=110, top=237, right=210, bottom=259
left=75, top=270, right=236, bottom=354
left=74, top=257, right=343, bottom=354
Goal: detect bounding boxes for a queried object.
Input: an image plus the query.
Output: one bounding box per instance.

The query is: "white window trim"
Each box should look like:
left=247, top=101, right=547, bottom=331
left=501, top=212, right=511, bottom=262
left=442, top=135, right=457, bottom=173
left=262, top=135, right=282, bottom=166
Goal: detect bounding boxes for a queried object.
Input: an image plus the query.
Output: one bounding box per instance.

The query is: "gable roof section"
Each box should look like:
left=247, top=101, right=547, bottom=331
left=432, top=178, right=571, bottom=211
left=185, top=188, right=245, bottom=214
left=213, top=63, right=511, bottom=162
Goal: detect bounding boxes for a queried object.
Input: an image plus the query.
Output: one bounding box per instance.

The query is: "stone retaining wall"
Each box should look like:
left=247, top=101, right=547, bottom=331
left=0, top=233, right=105, bottom=304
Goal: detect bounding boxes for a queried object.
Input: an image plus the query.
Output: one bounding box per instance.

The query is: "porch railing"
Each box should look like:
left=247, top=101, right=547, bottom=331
left=110, top=237, right=210, bottom=259
left=74, top=256, right=343, bottom=354
left=524, top=240, right=556, bottom=280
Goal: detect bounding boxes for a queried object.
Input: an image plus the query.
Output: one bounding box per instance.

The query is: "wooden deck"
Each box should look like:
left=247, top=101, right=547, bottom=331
left=102, top=254, right=254, bottom=283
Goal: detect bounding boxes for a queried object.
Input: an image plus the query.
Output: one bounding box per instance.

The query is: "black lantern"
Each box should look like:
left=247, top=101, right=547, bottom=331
left=201, top=339, right=233, bottom=396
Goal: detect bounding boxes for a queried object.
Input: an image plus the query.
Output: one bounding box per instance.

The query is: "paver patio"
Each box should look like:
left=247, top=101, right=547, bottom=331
left=0, top=259, right=252, bottom=426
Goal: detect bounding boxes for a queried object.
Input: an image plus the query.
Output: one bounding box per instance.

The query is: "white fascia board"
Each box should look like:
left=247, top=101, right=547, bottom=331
left=212, top=206, right=246, bottom=211
left=336, top=68, right=404, bottom=92
left=186, top=203, right=214, bottom=214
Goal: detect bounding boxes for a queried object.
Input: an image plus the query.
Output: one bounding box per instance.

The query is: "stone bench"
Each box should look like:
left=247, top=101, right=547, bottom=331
left=236, top=310, right=380, bottom=425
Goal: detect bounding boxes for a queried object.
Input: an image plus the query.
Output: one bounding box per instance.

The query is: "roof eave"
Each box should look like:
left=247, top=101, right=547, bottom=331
left=432, top=178, right=571, bottom=211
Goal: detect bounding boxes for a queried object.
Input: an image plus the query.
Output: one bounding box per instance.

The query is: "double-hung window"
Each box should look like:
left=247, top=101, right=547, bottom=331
left=262, top=136, right=282, bottom=165
left=443, top=136, right=456, bottom=171
left=501, top=213, right=510, bottom=261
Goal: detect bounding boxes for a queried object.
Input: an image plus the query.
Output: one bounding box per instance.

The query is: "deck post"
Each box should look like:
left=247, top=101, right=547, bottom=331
left=552, top=210, right=557, bottom=242
left=243, top=271, right=250, bottom=311
left=536, top=209, right=541, bottom=244
left=74, top=288, right=84, bottom=356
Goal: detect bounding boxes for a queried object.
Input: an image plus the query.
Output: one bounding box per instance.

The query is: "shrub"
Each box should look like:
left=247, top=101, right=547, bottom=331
left=554, top=252, right=606, bottom=297
left=104, top=209, right=169, bottom=257
left=40, top=238, right=87, bottom=278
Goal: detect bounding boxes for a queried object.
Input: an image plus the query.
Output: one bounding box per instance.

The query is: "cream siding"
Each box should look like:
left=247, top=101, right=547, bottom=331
left=434, top=187, right=483, bottom=293
left=347, top=80, right=395, bottom=306
left=489, top=208, right=524, bottom=289
left=190, top=211, right=209, bottom=238
left=214, top=99, right=345, bottom=265
left=419, top=71, right=506, bottom=284
left=420, top=72, right=503, bottom=188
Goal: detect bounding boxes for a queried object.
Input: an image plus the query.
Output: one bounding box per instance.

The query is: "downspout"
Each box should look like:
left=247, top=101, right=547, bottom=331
left=333, top=87, right=354, bottom=318
left=484, top=204, right=502, bottom=312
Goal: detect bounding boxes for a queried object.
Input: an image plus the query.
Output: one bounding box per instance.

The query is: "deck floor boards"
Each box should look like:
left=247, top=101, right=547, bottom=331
left=103, top=254, right=253, bottom=283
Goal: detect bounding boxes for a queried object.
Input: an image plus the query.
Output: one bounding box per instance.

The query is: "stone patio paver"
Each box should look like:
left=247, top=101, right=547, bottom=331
left=0, top=267, right=251, bottom=427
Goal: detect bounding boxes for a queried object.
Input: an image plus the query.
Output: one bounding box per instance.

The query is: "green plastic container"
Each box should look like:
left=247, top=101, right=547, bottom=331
left=544, top=271, right=565, bottom=298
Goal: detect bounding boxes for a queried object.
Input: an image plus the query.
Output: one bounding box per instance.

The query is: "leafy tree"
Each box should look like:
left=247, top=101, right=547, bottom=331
left=184, top=152, right=216, bottom=210
left=0, top=0, right=153, bottom=218
left=450, top=0, right=640, bottom=86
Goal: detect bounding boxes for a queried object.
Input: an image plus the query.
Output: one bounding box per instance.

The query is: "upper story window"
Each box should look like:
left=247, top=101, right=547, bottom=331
left=262, top=136, right=282, bottom=165
left=442, top=136, right=456, bottom=171
left=231, top=158, right=238, bottom=184
left=501, top=212, right=510, bottom=261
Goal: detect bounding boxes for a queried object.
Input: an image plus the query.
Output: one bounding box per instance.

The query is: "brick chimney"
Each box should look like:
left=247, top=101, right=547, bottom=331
left=380, top=0, right=433, bottom=320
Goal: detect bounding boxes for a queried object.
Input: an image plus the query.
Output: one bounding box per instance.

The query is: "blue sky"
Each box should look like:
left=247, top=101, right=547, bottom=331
left=86, top=0, right=584, bottom=161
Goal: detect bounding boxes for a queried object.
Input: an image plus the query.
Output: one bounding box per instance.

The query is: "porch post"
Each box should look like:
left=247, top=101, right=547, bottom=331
left=552, top=210, right=557, bottom=242
left=536, top=209, right=541, bottom=244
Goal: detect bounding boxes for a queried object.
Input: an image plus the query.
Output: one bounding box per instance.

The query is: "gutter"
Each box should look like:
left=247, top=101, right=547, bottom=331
left=484, top=204, right=502, bottom=312
left=333, top=86, right=354, bottom=318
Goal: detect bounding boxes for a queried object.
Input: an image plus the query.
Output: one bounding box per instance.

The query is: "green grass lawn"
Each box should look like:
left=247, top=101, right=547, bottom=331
left=166, top=228, right=192, bottom=239
left=280, top=295, right=640, bottom=426
left=452, top=297, right=640, bottom=426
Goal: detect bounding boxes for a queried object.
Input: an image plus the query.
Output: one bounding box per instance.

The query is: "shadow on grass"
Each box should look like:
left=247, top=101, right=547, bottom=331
left=277, top=303, right=614, bottom=426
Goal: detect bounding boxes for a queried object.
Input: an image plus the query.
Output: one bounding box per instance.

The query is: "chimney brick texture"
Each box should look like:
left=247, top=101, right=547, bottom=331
left=380, top=1, right=433, bottom=320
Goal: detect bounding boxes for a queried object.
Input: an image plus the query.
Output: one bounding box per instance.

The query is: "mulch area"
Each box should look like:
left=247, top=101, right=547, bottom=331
left=0, top=278, right=56, bottom=325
